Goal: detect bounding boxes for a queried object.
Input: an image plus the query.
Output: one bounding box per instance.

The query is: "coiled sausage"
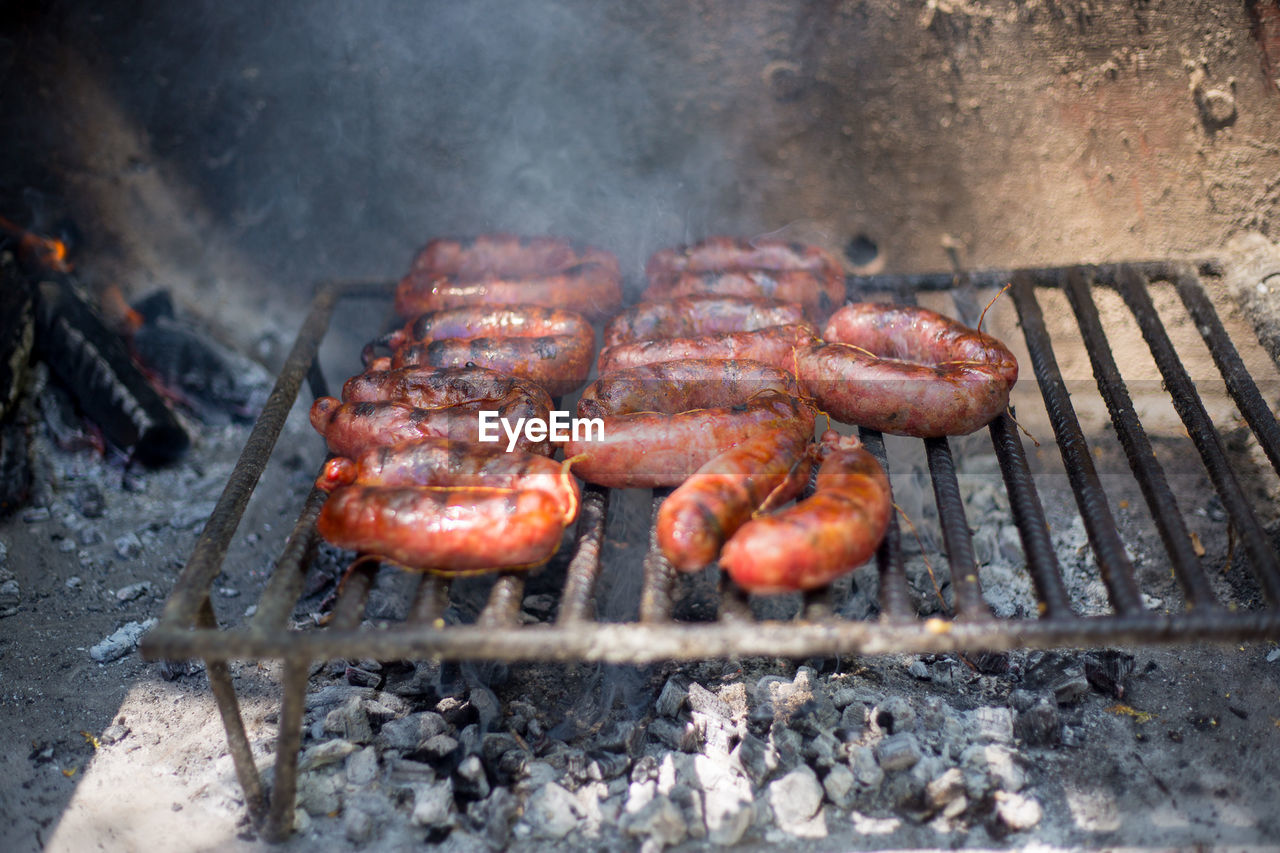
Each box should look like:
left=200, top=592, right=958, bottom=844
left=656, top=426, right=815, bottom=571
left=720, top=431, right=891, bottom=593
left=796, top=303, right=1018, bottom=437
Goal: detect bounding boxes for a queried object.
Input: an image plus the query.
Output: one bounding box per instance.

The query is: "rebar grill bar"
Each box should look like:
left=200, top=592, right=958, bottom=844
left=1060, top=268, right=1219, bottom=611
left=1113, top=267, right=1280, bottom=603
left=1010, top=271, right=1146, bottom=615
left=141, top=267, right=1280, bottom=839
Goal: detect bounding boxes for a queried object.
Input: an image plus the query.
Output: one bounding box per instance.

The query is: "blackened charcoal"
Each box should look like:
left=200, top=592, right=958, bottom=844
left=0, top=418, right=33, bottom=516
left=972, top=651, right=1011, bottom=674
left=453, top=755, right=490, bottom=800
left=648, top=717, right=702, bottom=752
left=686, top=682, right=732, bottom=721
left=132, top=314, right=270, bottom=424
left=595, top=720, right=643, bottom=755
left=33, top=278, right=188, bottom=466
left=436, top=696, right=477, bottom=729
left=345, top=666, right=383, bottom=689
left=1083, top=651, right=1135, bottom=699
left=587, top=750, right=631, bottom=780
left=655, top=676, right=690, bottom=718
left=0, top=254, right=34, bottom=423
left=1013, top=695, right=1061, bottom=747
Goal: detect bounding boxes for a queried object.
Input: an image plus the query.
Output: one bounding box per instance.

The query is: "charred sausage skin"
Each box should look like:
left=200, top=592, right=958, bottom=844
left=310, top=396, right=553, bottom=458
left=719, top=431, right=891, bottom=593
left=796, top=303, right=1018, bottom=437
left=656, top=426, right=815, bottom=571
left=597, top=323, right=819, bottom=375
left=367, top=305, right=594, bottom=397
left=602, top=296, right=808, bottom=348
left=317, top=486, right=566, bottom=574
left=318, top=437, right=580, bottom=524
left=566, top=359, right=815, bottom=489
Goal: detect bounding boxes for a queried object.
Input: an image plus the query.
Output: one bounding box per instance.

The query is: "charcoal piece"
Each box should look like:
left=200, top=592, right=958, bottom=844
left=1013, top=695, right=1061, bottom=747
left=1082, top=650, right=1135, bottom=699
left=131, top=314, right=269, bottom=423
left=586, top=750, right=631, bottom=780
left=0, top=417, right=32, bottom=516
left=0, top=253, right=34, bottom=422
left=32, top=278, right=188, bottom=466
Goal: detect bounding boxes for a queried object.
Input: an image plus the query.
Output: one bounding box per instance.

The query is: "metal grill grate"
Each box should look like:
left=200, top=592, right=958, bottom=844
left=141, top=261, right=1280, bottom=838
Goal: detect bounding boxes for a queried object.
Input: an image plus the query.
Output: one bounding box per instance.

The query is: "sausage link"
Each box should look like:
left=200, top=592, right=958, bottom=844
left=342, top=365, right=553, bottom=412
left=576, top=358, right=804, bottom=420
left=646, top=237, right=843, bottom=282
left=311, top=395, right=553, bottom=458
left=720, top=431, right=891, bottom=593
left=317, top=485, right=566, bottom=573
left=602, top=296, right=808, bottom=348
left=796, top=303, right=1019, bottom=437
left=371, top=305, right=594, bottom=397
left=395, top=261, right=622, bottom=321
left=596, top=323, right=819, bottom=375
left=317, top=437, right=579, bottom=523
left=656, top=426, right=815, bottom=571
left=412, top=234, right=619, bottom=280
left=643, top=270, right=843, bottom=322
left=566, top=359, right=814, bottom=488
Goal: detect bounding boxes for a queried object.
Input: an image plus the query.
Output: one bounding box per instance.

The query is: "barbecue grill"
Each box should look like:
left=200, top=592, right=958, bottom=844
left=141, top=258, right=1280, bottom=838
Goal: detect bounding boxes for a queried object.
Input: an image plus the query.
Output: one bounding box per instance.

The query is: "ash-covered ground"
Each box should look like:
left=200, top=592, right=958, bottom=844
left=2, top=363, right=1279, bottom=851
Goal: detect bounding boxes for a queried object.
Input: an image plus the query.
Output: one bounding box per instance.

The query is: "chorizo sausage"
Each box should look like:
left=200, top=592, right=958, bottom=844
left=411, top=234, right=619, bottom=280
left=367, top=305, right=594, bottom=397
left=566, top=359, right=815, bottom=488
left=719, top=431, right=891, bottom=593
left=603, top=296, right=808, bottom=348
left=796, top=303, right=1018, bottom=437
left=596, top=323, right=820, bottom=375
left=645, top=237, right=843, bottom=283
left=643, top=270, right=844, bottom=322
left=318, top=437, right=580, bottom=524
left=342, top=365, right=553, bottom=412
left=311, top=395, right=554, bottom=458
left=395, top=261, right=622, bottom=321
left=317, top=485, right=567, bottom=573
left=656, top=426, right=815, bottom=571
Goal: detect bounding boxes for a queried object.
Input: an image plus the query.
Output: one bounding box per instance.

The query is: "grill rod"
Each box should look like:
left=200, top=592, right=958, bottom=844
left=1114, top=267, right=1280, bottom=603
left=1060, top=268, right=1219, bottom=611
left=1011, top=271, right=1146, bottom=615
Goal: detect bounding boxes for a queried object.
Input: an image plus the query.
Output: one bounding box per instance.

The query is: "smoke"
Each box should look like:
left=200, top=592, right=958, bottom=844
left=55, top=0, right=772, bottom=291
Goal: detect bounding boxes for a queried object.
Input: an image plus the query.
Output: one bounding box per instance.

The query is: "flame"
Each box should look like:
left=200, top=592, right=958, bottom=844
left=0, top=214, right=73, bottom=273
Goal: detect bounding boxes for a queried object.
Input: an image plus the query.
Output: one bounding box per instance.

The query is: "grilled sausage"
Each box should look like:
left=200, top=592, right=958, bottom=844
left=644, top=238, right=846, bottom=320
left=342, top=365, right=553, bottom=410
left=318, top=437, right=580, bottom=523
left=720, top=431, right=891, bottom=593
left=796, top=303, right=1019, bottom=437
left=395, top=262, right=622, bottom=321
left=602, top=296, right=808, bottom=348
left=411, top=234, right=619, bottom=280
left=596, top=323, right=820, bottom=375
left=311, top=395, right=554, bottom=458
left=566, top=359, right=815, bottom=488
left=656, top=426, right=815, bottom=571
left=646, top=237, right=843, bottom=282
left=366, top=305, right=594, bottom=397
left=643, top=270, right=844, bottom=322
left=317, top=485, right=567, bottom=573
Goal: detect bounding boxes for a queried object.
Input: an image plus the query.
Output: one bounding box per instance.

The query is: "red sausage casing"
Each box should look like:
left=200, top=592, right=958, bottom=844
left=720, top=431, right=891, bottom=593
left=797, top=303, right=1018, bottom=437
